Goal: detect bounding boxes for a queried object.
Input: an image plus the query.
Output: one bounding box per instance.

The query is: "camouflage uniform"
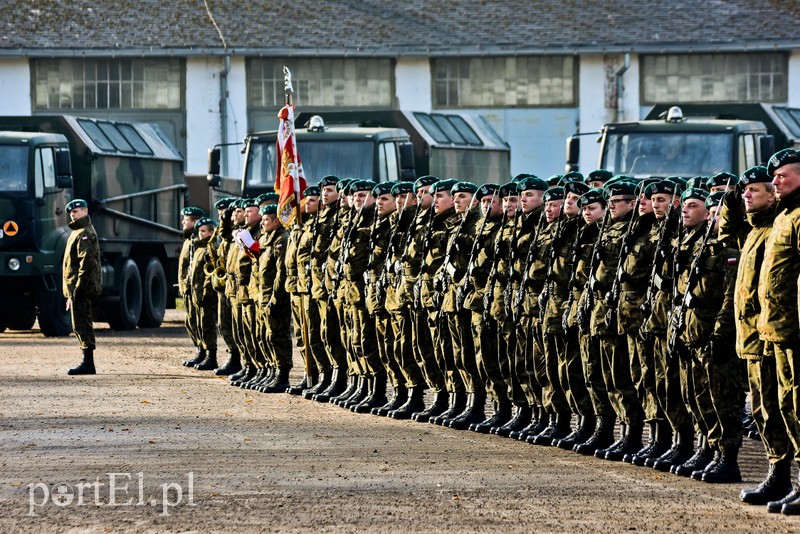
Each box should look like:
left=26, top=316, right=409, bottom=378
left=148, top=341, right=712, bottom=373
left=63, top=215, right=102, bottom=350
left=189, top=235, right=218, bottom=353
left=236, top=223, right=263, bottom=373
left=327, top=206, right=357, bottom=380
left=209, top=226, right=238, bottom=366
left=178, top=231, right=201, bottom=350
left=257, top=224, right=292, bottom=373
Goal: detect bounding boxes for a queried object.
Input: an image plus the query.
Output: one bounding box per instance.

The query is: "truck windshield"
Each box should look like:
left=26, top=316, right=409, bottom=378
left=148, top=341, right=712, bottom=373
left=0, top=145, right=28, bottom=192
left=602, top=132, right=733, bottom=178
left=245, top=140, right=373, bottom=188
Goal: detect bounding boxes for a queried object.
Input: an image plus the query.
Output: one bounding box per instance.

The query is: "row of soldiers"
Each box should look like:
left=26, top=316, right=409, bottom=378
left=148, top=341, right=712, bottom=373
left=177, top=148, right=800, bottom=515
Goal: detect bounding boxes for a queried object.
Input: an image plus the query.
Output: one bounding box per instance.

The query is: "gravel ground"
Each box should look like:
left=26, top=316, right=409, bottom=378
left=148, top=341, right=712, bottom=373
left=0, top=310, right=798, bottom=533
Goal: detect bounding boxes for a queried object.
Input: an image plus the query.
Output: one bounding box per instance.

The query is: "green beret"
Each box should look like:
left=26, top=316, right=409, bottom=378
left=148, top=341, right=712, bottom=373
left=512, top=173, right=532, bottom=183
left=547, top=175, right=563, bottom=187
left=587, top=169, right=613, bottom=183
left=451, top=181, right=479, bottom=195
left=371, top=182, right=394, bottom=197
left=256, top=192, right=280, bottom=205
left=561, top=171, right=585, bottom=184
left=681, top=187, right=709, bottom=203
left=543, top=187, right=565, bottom=202
left=431, top=179, right=459, bottom=195
left=413, top=175, right=439, bottom=192
left=706, top=172, right=739, bottom=189
left=194, top=216, right=217, bottom=230
left=303, top=186, right=321, bottom=197
left=499, top=181, right=519, bottom=197
left=578, top=188, right=606, bottom=208
left=319, top=175, right=339, bottom=187
left=637, top=177, right=661, bottom=195
left=391, top=181, right=414, bottom=196
left=475, top=184, right=499, bottom=200
left=564, top=181, right=590, bottom=196
left=685, top=176, right=710, bottom=191
left=740, top=166, right=771, bottom=186
left=66, top=199, right=88, bottom=212
left=241, top=198, right=258, bottom=209
left=605, top=180, right=636, bottom=198
left=350, top=179, right=375, bottom=193
left=213, top=197, right=236, bottom=210
left=181, top=205, right=206, bottom=218
left=768, top=148, right=800, bottom=176
left=705, top=191, right=725, bottom=209
left=260, top=204, right=278, bottom=216
left=517, top=176, right=548, bottom=192
left=644, top=179, right=683, bottom=199
left=336, top=178, right=354, bottom=193
left=666, top=176, right=689, bottom=190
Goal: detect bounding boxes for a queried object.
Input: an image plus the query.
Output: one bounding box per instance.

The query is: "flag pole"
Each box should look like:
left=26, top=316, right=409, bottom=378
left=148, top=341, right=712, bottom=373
left=284, top=67, right=314, bottom=387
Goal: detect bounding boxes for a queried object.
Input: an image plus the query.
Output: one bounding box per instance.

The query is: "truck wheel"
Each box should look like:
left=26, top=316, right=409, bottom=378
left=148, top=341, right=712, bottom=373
left=8, top=302, right=37, bottom=330
left=106, top=259, right=142, bottom=330
left=36, top=280, right=72, bottom=337
left=137, top=257, right=167, bottom=328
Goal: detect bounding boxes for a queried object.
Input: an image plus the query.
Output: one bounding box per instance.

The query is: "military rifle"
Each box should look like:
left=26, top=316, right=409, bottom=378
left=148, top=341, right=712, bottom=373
left=561, top=220, right=586, bottom=331
left=502, top=204, right=523, bottom=318
left=578, top=208, right=611, bottom=333
left=374, top=207, right=404, bottom=304
left=393, top=201, right=422, bottom=290
left=512, top=209, right=546, bottom=321
left=455, top=189, right=497, bottom=310
left=536, top=202, right=569, bottom=319
left=640, top=186, right=680, bottom=322
left=434, top=199, right=474, bottom=307
left=603, top=195, right=642, bottom=327
left=330, top=203, right=363, bottom=299
left=412, top=207, right=436, bottom=310
left=304, top=210, right=321, bottom=293
left=482, top=198, right=509, bottom=321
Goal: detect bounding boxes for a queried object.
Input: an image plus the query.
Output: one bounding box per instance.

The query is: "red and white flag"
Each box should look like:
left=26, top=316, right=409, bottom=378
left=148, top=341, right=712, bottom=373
left=275, top=104, right=307, bottom=227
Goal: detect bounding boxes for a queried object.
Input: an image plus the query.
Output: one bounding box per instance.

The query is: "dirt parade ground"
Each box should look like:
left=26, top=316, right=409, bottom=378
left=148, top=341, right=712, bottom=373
left=0, top=310, right=798, bottom=533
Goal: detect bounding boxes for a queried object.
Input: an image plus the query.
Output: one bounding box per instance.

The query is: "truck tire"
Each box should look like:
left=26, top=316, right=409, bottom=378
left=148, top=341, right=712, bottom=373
left=137, top=257, right=167, bottom=328
left=8, top=302, right=37, bottom=330
left=36, top=279, right=72, bottom=337
left=106, top=259, right=142, bottom=331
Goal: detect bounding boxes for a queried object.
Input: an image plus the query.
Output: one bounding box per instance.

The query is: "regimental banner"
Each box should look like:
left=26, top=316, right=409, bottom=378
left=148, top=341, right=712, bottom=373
left=274, top=104, right=307, bottom=227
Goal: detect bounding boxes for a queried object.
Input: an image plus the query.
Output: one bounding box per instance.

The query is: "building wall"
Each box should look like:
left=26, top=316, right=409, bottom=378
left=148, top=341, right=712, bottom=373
left=0, top=58, right=31, bottom=115
left=395, top=57, right=432, bottom=111
left=789, top=50, right=800, bottom=108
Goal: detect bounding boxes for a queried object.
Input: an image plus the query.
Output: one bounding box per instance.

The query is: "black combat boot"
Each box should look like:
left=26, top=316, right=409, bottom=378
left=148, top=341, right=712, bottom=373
left=740, top=459, right=793, bottom=505
left=512, top=406, right=542, bottom=441
left=372, top=386, right=408, bottom=417
left=556, top=414, right=595, bottom=450
left=529, top=412, right=564, bottom=446
left=605, top=422, right=644, bottom=462
left=244, top=366, right=267, bottom=390
left=432, top=392, right=467, bottom=426
left=448, top=391, right=487, bottom=430
left=194, top=349, right=218, bottom=371
left=691, top=447, right=720, bottom=480
left=574, top=415, right=616, bottom=455
left=353, top=375, right=389, bottom=414
left=524, top=410, right=552, bottom=444
left=494, top=404, right=533, bottom=437
left=781, top=486, right=800, bottom=515
left=702, top=446, right=742, bottom=483
left=768, top=489, right=800, bottom=514
left=215, top=350, right=242, bottom=376
left=672, top=435, right=714, bottom=476
left=341, top=377, right=369, bottom=408
left=314, top=368, right=348, bottom=403
left=595, top=423, right=627, bottom=459
left=412, top=390, right=450, bottom=423
left=68, top=348, right=96, bottom=375
left=471, top=398, right=512, bottom=433
left=228, top=359, right=249, bottom=382
left=330, top=375, right=358, bottom=405
left=631, top=421, right=671, bottom=466
left=261, top=367, right=291, bottom=393
left=230, top=363, right=255, bottom=386
left=183, top=347, right=205, bottom=367
left=626, top=421, right=656, bottom=464
left=390, top=386, right=427, bottom=420
left=302, top=370, right=331, bottom=399
left=286, top=375, right=312, bottom=396
left=651, top=428, right=694, bottom=471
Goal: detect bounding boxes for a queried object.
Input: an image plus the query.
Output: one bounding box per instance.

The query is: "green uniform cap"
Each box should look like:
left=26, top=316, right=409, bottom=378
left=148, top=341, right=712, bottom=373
left=213, top=197, right=236, bottom=210
left=194, top=216, right=217, bottom=230
left=475, top=183, right=500, bottom=200
left=66, top=199, right=88, bottom=212
left=546, top=174, right=563, bottom=187
left=413, top=175, right=439, bottom=193
left=578, top=188, right=606, bottom=207
left=336, top=178, right=354, bottom=193
left=587, top=169, right=613, bottom=183
left=181, top=205, right=206, bottom=217
left=564, top=181, right=590, bottom=196
left=303, top=186, right=321, bottom=197
left=391, top=181, right=414, bottom=196
left=561, top=171, right=585, bottom=184
left=740, top=165, right=771, bottom=185
left=431, top=179, right=459, bottom=195
left=512, top=173, right=532, bottom=183
left=350, top=179, right=375, bottom=193
left=767, top=148, right=800, bottom=176
left=605, top=180, right=637, bottom=198
left=260, top=204, right=278, bottom=216
left=371, top=182, right=394, bottom=197
left=499, top=181, right=519, bottom=198
left=705, top=191, right=725, bottom=209
left=681, top=187, right=709, bottom=203
left=319, top=175, right=339, bottom=187
left=706, top=172, right=739, bottom=189
left=241, top=198, right=258, bottom=209
left=451, top=181, right=478, bottom=195
left=543, top=186, right=565, bottom=202
left=517, top=176, right=548, bottom=192
left=686, top=176, right=710, bottom=191
left=644, top=179, right=683, bottom=199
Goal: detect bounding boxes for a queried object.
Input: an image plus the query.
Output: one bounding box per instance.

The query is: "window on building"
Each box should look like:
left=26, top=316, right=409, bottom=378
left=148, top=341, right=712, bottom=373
left=432, top=56, right=577, bottom=108
left=641, top=53, right=787, bottom=104
left=248, top=58, right=393, bottom=108
left=33, top=58, right=183, bottom=110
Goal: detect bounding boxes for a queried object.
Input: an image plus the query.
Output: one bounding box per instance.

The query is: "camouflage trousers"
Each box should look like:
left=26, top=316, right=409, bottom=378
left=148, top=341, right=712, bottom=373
left=541, top=332, right=573, bottom=416
left=390, top=308, right=426, bottom=388
left=498, top=318, right=526, bottom=405
left=449, top=308, right=482, bottom=394
left=375, top=310, right=404, bottom=387
left=346, top=293, right=381, bottom=378
left=183, top=292, right=201, bottom=348
left=70, top=296, right=95, bottom=350
left=315, top=297, right=347, bottom=369
left=583, top=335, right=614, bottom=417
left=411, top=308, right=443, bottom=391
left=627, top=332, right=663, bottom=423
left=333, top=293, right=359, bottom=377
left=263, top=298, right=293, bottom=370
left=471, top=312, right=506, bottom=402
left=653, top=336, right=693, bottom=434
left=557, top=329, right=594, bottom=417
left=682, top=342, right=742, bottom=450
left=426, top=308, right=454, bottom=393
left=438, top=311, right=466, bottom=393
left=528, top=317, right=550, bottom=410
left=290, top=294, right=323, bottom=377
left=516, top=316, right=542, bottom=407
left=194, top=294, right=218, bottom=352
left=230, top=300, right=250, bottom=366
left=771, top=341, right=800, bottom=463
left=216, top=293, right=237, bottom=356
left=598, top=334, right=645, bottom=425
left=747, top=353, right=794, bottom=464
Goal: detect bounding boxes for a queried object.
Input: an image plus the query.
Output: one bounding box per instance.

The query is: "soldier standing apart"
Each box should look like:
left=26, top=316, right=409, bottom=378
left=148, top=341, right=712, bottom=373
left=758, top=149, right=800, bottom=515
left=179, top=206, right=206, bottom=367
left=63, top=199, right=102, bottom=375
left=188, top=217, right=219, bottom=370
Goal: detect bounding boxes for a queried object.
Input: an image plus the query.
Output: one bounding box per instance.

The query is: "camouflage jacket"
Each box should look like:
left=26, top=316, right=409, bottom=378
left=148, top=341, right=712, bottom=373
left=365, top=210, right=395, bottom=315
left=177, top=230, right=194, bottom=297
left=543, top=214, right=580, bottom=333
left=487, top=213, right=519, bottom=321
left=565, top=222, right=599, bottom=329
left=758, top=188, right=800, bottom=343
left=62, top=215, right=102, bottom=300
left=343, top=205, right=376, bottom=306
left=520, top=214, right=556, bottom=318
left=257, top=226, right=288, bottom=307
left=421, top=207, right=458, bottom=310
left=310, top=203, right=338, bottom=300
left=590, top=213, right=632, bottom=336
left=398, top=206, right=433, bottom=308
left=189, top=236, right=214, bottom=304
left=325, top=206, right=353, bottom=297
left=235, top=223, right=261, bottom=302
left=642, top=213, right=681, bottom=335
left=384, top=206, right=416, bottom=314
left=617, top=212, right=656, bottom=334
left=438, top=206, right=480, bottom=313
left=463, top=214, right=503, bottom=312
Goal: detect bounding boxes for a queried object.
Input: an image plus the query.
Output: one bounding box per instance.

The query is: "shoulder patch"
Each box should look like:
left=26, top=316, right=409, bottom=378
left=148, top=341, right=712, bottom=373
left=727, top=257, right=738, bottom=265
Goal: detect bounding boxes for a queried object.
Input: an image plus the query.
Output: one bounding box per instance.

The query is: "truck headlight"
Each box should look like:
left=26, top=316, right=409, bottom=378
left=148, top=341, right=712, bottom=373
left=8, top=258, right=20, bottom=271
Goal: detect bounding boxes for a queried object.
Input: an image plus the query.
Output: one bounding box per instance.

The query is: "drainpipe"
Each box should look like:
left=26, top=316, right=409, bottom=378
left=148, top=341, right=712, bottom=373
left=220, top=55, right=231, bottom=176
left=615, top=53, right=630, bottom=123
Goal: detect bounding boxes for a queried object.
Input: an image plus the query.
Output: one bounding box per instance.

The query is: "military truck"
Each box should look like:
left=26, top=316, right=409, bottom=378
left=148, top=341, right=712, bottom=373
left=0, top=116, right=186, bottom=336
left=566, top=103, right=800, bottom=177
left=206, top=110, right=510, bottom=200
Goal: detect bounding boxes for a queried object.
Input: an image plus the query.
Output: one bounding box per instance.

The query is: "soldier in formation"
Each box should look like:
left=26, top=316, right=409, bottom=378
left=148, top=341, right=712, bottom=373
left=179, top=149, right=800, bottom=515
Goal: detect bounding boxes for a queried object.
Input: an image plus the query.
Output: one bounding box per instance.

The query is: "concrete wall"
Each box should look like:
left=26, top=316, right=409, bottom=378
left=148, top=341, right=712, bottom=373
left=789, top=51, right=800, bottom=108
left=0, top=58, right=31, bottom=115
left=395, top=57, right=432, bottom=112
